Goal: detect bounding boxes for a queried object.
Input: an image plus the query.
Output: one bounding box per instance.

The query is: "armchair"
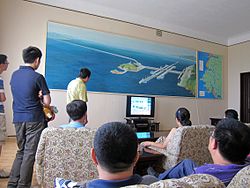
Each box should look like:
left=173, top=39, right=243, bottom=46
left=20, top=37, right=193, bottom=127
left=35, top=127, right=98, bottom=188
left=149, top=125, right=215, bottom=170
left=227, top=165, right=250, bottom=188
left=123, top=165, right=250, bottom=187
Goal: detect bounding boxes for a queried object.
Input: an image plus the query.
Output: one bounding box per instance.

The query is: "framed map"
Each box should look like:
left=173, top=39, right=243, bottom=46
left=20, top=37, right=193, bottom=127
left=197, top=51, right=222, bottom=99
left=45, top=22, right=197, bottom=97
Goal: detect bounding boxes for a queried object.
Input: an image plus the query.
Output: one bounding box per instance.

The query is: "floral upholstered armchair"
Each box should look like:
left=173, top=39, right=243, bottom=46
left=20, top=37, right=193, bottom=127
left=123, top=165, right=250, bottom=187
left=35, top=127, right=98, bottom=188
left=149, top=125, right=215, bottom=170
left=227, top=165, right=250, bottom=188
left=123, top=174, right=225, bottom=188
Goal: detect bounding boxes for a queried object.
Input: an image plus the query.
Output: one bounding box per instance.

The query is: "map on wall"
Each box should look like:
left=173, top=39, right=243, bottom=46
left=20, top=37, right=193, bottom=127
left=197, top=51, right=222, bottom=99
left=45, top=22, right=197, bottom=97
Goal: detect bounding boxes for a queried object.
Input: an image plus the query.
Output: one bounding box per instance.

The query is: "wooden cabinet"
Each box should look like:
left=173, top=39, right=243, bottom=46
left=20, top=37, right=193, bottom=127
left=210, top=117, right=222, bottom=126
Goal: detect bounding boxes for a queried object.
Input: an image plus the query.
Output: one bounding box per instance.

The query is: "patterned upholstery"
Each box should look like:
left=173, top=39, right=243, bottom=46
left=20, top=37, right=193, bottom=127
left=149, top=125, right=215, bottom=170
left=149, top=180, right=192, bottom=188
left=227, top=165, right=250, bottom=188
left=122, top=174, right=225, bottom=188
left=178, top=174, right=225, bottom=188
left=35, top=127, right=98, bottom=188
left=123, top=165, right=250, bottom=187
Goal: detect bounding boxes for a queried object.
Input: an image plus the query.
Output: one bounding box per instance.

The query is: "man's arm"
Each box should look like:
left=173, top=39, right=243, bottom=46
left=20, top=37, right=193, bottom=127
left=78, top=83, right=87, bottom=102
left=0, top=93, right=6, bottom=102
left=42, top=94, right=51, bottom=107
left=37, top=75, right=51, bottom=106
left=0, top=79, right=6, bottom=102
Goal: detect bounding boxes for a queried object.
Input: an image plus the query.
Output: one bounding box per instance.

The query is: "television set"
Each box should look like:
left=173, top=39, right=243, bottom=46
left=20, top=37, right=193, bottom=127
left=126, top=95, right=155, bottom=118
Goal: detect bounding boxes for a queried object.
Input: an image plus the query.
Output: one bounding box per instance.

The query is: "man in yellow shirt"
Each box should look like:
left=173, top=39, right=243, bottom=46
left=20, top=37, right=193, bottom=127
left=67, top=68, right=91, bottom=104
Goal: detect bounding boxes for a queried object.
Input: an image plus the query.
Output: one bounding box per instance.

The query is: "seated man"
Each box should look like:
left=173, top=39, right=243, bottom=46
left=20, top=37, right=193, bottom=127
left=225, top=109, right=239, bottom=120
left=55, top=122, right=158, bottom=187
left=149, top=118, right=250, bottom=186
left=60, top=100, right=88, bottom=128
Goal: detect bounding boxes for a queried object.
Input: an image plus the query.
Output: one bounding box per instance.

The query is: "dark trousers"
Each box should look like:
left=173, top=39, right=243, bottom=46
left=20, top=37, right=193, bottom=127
left=158, top=159, right=197, bottom=180
left=8, top=122, right=46, bottom=188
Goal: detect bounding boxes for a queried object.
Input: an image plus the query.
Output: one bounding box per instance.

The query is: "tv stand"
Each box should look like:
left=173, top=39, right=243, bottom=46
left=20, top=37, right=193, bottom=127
left=125, top=117, right=159, bottom=132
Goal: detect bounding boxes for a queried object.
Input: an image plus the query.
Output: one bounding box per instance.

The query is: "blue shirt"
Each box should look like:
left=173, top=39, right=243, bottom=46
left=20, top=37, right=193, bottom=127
left=60, top=121, right=85, bottom=128
left=10, top=66, right=50, bottom=123
left=0, top=76, right=5, bottom=114
left=85, top=174, right=143, bottom=188
left=194, top=163, right=250, bottom=186
left=54, top=174, right=143, bottom=188
left=54, top=174, right=157, bottom=188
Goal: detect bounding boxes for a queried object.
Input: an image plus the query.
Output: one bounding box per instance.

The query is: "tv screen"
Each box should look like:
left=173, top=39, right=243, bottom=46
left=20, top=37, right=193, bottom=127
left=126, top=96, right=155, bottom=118
left=136, top=132, right=152, bottom=139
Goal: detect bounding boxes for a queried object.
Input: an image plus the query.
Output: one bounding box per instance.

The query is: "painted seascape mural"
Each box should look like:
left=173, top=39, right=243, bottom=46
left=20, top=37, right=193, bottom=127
left=45, top=22, right=197, bottom=97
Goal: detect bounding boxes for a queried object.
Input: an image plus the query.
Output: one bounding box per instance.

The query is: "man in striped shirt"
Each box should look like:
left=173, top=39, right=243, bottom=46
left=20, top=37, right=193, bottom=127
left=0, top=54, right=9, bottom=178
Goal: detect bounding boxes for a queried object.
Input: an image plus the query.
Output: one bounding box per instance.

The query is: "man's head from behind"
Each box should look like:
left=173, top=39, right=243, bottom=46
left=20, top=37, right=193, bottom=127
left=225, top=109, right=239, bottom=120
left=209, top=118, right=250, bottom=164
left=23, top=46, right=42, bottom=68
left=92, top=122, right=138, bottom=174
left=0, top=54, right=7, bottom=64
left=66, top=100, right=87, bottom=124
left=0, top=54, right=9, bottom=72
left=79, top=68, right=91, bottom=82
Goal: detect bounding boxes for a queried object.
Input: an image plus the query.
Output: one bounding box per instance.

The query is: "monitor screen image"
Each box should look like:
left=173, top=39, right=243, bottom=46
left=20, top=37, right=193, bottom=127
left=126, top=96, right=155, bottom=117
left=136, top=132, right=152, bottom=139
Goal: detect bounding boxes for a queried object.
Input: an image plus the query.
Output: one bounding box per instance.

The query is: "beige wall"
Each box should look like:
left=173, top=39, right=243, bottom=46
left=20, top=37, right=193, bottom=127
left=228, top=41, right=250, bottom=115
left=0, top=0, right=228, bottom=135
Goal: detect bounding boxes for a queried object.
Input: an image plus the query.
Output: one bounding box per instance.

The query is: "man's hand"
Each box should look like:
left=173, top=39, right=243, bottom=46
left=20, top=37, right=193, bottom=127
left=38, top=90, right=43, bottom=98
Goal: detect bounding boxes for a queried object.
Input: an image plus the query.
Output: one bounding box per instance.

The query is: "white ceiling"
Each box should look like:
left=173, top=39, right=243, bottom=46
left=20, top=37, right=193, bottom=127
left=30, top=0, right=250, bottom=46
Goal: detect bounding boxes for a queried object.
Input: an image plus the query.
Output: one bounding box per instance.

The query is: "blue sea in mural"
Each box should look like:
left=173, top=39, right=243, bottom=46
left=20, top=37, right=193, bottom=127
left=45, top=22, right=196, bottom=97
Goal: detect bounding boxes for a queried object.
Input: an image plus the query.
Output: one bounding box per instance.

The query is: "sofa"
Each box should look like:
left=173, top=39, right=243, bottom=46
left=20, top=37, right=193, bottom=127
left=35, top=127, right=98, bottom=188
left=149, top=125, right=215, bottom=170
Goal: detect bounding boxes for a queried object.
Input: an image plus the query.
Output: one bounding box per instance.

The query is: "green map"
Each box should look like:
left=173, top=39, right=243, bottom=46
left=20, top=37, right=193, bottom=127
left=198, top=51, right=222, bottom=99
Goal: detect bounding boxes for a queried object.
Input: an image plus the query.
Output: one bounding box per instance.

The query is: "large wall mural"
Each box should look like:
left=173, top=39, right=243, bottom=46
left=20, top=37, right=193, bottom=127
left=45, top=22, right=222, bottom=99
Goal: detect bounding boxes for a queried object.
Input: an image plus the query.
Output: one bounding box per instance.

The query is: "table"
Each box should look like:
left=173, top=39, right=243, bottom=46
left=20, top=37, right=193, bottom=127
left=210, top=117, right=222, bottom=126
left=135, top=148, right=165, bottom=175
left=134, top=130, right=170, bottom=175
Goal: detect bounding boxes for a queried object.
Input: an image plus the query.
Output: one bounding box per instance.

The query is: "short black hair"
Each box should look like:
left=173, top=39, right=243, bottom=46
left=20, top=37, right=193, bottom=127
left=0, top=54, right=7, bottom=64
left=175, top=107, right=192, bottom=126
left=214, top=118, right=250, bottom=163
left=22, top=46, right=42, bottom=64
left=225, top=109, right=239, bottom=120
left=66, top=100, right=87, bottom=121
left=78, top=68, right=91, bottom=79
left=94, top=122, right=138, bottom=173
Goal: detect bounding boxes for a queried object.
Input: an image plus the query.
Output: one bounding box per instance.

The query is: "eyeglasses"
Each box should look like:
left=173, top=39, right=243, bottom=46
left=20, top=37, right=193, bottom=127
left=210, top=130, right=215, bottom=139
